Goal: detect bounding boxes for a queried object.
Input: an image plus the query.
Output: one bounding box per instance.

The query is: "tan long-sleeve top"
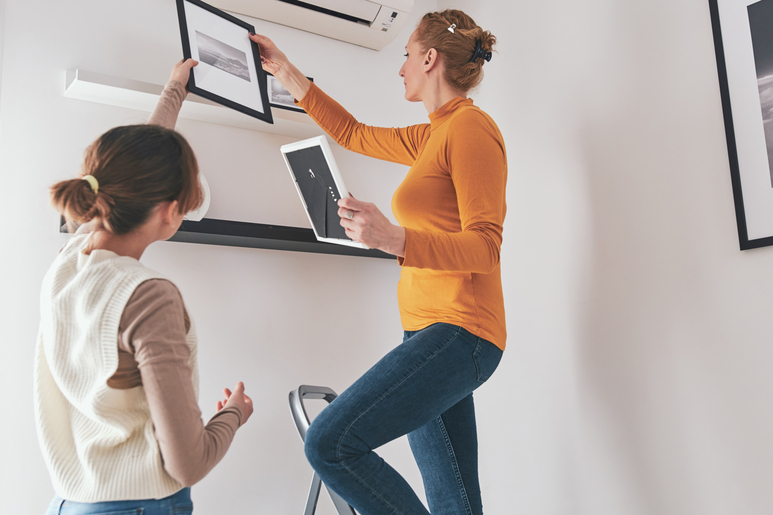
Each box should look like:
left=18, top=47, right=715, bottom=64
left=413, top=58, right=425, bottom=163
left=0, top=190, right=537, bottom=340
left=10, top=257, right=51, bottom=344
left=105, top=80, right=241, bottom=486
left=298, top=84, right=508, bottom=350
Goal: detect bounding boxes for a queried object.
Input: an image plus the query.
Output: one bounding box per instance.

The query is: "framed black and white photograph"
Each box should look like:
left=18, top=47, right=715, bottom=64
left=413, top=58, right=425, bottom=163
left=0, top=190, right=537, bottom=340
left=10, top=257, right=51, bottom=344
left=710, top=0, right=773, bottom=249
left=176, top=0, right=273, bottom=124
left=267, top=73, right=313, bottom=113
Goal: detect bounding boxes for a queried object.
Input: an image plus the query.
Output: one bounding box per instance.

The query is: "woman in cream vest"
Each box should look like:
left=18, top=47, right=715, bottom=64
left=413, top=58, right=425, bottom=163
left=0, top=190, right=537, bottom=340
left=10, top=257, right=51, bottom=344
left=36, top=59, right=253, bottom=515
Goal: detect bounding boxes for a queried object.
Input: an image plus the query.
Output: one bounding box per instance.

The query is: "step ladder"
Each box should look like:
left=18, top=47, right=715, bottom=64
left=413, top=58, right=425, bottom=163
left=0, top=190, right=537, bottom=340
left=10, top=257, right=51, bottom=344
left=289, top=385, right=357, bottom=515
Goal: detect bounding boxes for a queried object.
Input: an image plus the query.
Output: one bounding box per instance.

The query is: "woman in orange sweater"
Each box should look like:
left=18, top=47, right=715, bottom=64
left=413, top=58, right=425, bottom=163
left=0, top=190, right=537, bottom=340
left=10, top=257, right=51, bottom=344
left=253, top=9, right=506, bottom=515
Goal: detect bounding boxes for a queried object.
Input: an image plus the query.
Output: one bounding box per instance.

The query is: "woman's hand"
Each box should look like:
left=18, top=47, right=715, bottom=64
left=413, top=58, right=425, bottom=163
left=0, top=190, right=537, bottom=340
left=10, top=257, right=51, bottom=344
left=249, top=33, right=311, bottom=102
left=169, top=58, right=198, bottom=89
left=338, top=197, right=406, bottom=257
left=216, top=381, right=254, bottom=426
left=248, top=33, right=288, bottom=75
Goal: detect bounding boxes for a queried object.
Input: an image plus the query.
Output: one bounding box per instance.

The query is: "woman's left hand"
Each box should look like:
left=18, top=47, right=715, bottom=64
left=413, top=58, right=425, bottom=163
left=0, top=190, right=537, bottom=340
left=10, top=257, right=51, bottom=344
left=338, top=197, right=406, bottom=257
left=169, top=58, right=198, bottom=89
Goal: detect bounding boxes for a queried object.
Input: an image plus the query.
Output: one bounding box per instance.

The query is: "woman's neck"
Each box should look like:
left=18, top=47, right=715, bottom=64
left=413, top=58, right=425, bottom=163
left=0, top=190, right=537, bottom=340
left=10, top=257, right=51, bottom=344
left=421, top=80, right=467, bottom=114
left=87, top=228, right=154, bottom=261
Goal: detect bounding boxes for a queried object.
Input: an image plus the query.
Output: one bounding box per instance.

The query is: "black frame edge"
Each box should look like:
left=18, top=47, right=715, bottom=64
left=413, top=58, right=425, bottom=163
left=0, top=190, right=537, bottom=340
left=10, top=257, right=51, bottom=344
left=708, top=0, right=773, bottom=250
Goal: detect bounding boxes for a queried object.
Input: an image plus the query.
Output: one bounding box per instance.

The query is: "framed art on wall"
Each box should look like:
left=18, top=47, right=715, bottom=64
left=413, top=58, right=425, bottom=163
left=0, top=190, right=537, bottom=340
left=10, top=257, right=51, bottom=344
left=710, top=0, right=773, bottom=249
left=176, top=0, right=273, bottom=124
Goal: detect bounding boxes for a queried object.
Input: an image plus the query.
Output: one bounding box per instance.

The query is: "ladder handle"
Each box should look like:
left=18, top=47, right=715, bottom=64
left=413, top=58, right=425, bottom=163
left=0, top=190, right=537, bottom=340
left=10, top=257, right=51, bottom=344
left=289, top=385, right=338, bottom=441
left=290, top=385, right=357, bottom=515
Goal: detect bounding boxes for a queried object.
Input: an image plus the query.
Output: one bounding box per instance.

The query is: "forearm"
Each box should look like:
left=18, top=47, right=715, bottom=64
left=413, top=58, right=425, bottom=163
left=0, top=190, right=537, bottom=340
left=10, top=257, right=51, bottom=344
left=159, top=405, right=242, bottom=487
left=143, top=351, right=242, bottom=486
left=296, top=83, right=425, bottom=165
left=385, top=225, right=406, bottom=258
left=400, top=226, right=502, bottom=273
left=272, top=60, right=312, bottom=104
left=147, top=80, right=187, bottom=129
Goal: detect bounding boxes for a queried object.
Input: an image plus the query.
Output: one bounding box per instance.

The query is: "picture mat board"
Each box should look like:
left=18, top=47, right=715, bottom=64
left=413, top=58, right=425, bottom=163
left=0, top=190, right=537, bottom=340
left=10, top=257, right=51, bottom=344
left=281, top=136, right=367, bottom=249
left=713, top=0, right=773, bottom=244
left=178, top=0, right=272, bottom=123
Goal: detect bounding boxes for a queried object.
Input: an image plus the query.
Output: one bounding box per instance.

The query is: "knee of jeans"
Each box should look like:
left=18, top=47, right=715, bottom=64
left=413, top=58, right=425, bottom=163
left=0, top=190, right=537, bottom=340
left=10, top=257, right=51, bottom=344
left=304, top=418, right=338, bottom=470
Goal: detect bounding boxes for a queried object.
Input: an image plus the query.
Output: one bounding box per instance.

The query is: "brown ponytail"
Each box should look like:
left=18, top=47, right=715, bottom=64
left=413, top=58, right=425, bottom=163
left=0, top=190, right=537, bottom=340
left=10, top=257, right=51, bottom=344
left=414, top=9, right=496, bottom=92
left=50, top=124, right=202, bottom=235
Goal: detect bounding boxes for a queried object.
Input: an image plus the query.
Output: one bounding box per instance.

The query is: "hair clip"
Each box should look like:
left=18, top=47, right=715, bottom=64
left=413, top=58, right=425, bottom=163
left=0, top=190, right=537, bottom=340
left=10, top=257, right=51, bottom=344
left=447, top=23, right=456, bottom=34
left=469, top=39, right=492, bottom=63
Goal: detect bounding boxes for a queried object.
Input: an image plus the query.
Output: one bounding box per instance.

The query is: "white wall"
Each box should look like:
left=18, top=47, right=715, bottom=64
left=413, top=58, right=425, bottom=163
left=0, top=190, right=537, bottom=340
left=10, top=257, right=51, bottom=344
left=440, top=1, right=773, bottom=514
left=0, top=0, right=5, bottom=129
left=5, top=0, right=773, bottom=514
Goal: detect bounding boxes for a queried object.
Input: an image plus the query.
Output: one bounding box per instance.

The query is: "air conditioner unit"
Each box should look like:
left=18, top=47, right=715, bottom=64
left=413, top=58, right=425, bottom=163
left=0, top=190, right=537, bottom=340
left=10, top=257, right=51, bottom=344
left=214, top=0, right=414, bottom=51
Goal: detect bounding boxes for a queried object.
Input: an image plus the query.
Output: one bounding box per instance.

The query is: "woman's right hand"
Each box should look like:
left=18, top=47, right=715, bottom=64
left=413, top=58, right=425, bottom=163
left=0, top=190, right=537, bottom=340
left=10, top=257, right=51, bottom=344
left=216, top=381, right=254, bottom=426
left=249, top=33, right=312, bottom=101
left=248, top=33, right=288, bottom=75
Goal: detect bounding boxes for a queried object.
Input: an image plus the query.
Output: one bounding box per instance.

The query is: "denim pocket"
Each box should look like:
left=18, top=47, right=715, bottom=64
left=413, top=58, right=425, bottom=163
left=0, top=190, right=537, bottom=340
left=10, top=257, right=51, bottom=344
left=472, top=339, right=503, bottom=383
left=174, top=505, right=193, bottom=515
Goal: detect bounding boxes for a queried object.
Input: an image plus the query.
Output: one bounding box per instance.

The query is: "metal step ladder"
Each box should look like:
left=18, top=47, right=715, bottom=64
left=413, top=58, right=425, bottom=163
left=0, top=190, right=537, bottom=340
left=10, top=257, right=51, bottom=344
left=289, top=385, right=357, bottom=515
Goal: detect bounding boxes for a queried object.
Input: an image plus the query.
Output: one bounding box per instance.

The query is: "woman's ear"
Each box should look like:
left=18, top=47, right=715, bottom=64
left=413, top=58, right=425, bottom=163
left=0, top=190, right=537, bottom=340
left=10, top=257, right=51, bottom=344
left=423, top=48, right=439, bottom=72
left=161, top=200, right=181, bottom=227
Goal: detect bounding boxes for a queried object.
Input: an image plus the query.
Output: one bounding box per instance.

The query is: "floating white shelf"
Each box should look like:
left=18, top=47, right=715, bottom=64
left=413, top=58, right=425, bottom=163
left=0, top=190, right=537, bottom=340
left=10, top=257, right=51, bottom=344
left=64, top=69, right=324, bottom=139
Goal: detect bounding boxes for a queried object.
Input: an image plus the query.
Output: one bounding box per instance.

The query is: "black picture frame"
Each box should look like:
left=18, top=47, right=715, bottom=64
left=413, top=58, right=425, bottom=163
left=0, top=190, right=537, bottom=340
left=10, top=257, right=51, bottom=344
left=709, top=0, right=773, bottom=250
left=267, top=73, right=314, bottom=113
left=176, top=0, right=273, bottom=124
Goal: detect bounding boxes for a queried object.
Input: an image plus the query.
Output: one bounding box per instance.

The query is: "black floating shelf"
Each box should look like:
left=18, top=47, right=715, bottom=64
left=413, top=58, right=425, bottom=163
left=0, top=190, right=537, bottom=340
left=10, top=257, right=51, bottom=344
left=170, top=218, right=394, bottom=259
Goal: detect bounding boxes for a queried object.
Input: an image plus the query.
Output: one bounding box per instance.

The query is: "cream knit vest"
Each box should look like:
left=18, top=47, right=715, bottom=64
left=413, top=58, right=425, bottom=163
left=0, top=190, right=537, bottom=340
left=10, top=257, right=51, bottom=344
left=34, top=234, right=199, bottom=502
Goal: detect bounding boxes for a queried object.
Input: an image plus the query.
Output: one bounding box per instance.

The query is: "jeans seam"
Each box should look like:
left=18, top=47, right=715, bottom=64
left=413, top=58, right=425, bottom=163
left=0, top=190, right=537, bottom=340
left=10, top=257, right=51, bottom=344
left=336, top=325, right=464, bottom=514
left=437, top=415, right=474, bottom=515
left=473, top=338, right=488, bottom=383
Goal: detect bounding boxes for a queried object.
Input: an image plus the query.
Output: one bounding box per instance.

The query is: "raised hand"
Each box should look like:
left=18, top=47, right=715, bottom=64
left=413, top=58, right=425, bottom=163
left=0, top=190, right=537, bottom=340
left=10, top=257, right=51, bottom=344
left=169, top=58, right=198, bottom=89
left=216, top=381, right=254, bottom=426
left=248, top=33, right=288, bottom=75
left=248, top=32, right=312, bottom=102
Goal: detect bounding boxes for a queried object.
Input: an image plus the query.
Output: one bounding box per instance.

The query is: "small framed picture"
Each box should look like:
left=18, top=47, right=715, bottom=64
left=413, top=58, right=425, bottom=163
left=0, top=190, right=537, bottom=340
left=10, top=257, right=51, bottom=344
left=710, top=0, right=773, bottom=249
left=176, top=0, right=273, bottom=124
left=267, top=73, right=314, bottom=113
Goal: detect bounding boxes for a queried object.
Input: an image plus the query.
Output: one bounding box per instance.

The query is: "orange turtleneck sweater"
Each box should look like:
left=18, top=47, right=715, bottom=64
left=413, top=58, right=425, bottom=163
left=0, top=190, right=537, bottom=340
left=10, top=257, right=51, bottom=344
left=298, top=84, right=507, bottom=350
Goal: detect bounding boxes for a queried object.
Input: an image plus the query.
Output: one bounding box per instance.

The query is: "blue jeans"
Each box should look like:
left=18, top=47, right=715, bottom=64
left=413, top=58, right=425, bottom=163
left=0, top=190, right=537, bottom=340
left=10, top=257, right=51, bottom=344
left=305, top=323, right=503, bottom=515
left=44, top=488, right=192, bottom=515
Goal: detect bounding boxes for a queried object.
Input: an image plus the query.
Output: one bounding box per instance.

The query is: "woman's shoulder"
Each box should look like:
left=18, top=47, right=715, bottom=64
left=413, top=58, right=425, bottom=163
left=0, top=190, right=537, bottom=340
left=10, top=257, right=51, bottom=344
left=452, top=103, right=498, bottom=127
left=130, top=278, right=183, bottom=304
left=447, top=104, right=504, bottom=144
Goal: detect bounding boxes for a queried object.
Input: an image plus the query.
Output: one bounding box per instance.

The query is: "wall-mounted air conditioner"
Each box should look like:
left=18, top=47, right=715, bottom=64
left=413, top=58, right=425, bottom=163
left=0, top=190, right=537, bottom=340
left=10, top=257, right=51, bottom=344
left=214, top=0, right=414, bottom=51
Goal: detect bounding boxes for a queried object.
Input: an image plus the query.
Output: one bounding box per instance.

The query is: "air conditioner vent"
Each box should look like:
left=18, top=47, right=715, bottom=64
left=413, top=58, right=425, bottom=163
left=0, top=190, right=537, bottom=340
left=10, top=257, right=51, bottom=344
left=277, top=0, right=381, bottom=25
left=215, top=0, right=414, bottom=51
